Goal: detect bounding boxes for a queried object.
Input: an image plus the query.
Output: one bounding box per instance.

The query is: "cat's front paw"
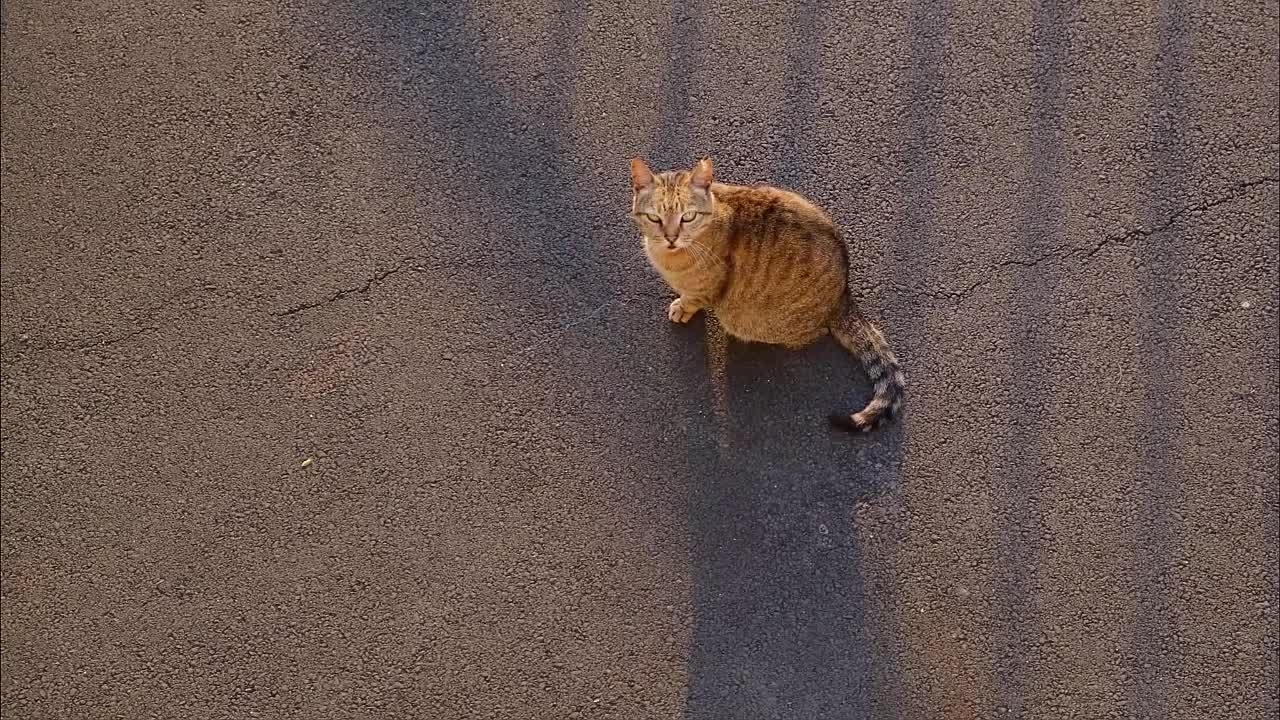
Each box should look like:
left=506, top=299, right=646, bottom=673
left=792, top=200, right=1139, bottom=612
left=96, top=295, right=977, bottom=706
left=667, top=297, right=699, bottom=323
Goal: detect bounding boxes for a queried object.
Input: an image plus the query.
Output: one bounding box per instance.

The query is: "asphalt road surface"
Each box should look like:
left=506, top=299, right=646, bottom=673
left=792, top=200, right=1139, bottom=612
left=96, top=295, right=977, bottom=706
left=2, top=0, right=1278, bottom=718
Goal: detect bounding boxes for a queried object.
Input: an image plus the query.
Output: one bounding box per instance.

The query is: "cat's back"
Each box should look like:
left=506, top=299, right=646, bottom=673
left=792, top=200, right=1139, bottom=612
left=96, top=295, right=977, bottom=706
left=714, top=182, right=836, bottom=237
left=709, top=182, right=847, bottom=344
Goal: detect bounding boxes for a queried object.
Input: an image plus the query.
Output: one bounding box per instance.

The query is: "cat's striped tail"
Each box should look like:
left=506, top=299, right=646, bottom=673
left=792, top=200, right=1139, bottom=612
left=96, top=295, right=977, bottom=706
left=828, top=299, right=905, bottom=433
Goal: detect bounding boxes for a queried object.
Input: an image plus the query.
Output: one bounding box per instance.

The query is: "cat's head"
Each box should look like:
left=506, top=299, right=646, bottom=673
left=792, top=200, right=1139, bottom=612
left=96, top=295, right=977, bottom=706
left=629, top=158, right=715, bottom=252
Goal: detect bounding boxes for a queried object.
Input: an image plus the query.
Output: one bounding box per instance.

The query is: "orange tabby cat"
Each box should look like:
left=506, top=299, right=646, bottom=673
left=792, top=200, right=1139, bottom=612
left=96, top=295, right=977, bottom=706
left=630, top=157, right=904, bottom=432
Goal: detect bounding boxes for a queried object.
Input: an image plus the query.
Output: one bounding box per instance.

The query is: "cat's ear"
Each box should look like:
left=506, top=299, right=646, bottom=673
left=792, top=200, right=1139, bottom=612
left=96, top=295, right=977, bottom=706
left=630, top=158, right=655, bottom=191
left=691, top=157, right=714, bottom=190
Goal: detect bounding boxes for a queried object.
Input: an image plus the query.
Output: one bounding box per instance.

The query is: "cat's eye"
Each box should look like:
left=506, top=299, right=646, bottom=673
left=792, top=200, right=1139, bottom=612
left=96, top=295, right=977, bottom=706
left=680, top=211, right=698, bottom=223
left=644, top=213, right=662, bottom=223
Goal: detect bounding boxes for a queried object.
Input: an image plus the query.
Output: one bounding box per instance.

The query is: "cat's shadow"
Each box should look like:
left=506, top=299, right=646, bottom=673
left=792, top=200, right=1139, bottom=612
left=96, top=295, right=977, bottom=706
left=679, top=314, right=900, bottom=719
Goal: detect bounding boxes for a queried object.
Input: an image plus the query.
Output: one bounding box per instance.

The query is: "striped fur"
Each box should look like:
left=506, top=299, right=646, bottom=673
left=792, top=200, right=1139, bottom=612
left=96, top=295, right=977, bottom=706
left=829, top=301, right=905, bottom=432
left=630, top=158, right=905, bottom=433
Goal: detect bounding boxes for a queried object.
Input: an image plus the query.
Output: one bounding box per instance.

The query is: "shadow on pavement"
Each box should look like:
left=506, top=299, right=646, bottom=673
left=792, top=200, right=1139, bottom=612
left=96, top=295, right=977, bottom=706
left=682, top=327, right=897, bottom=719
left=362, top=0, right=617, bottom=341
left=364, top=1, right=903, bottom=716
left=989, top=0, right=1071, bottom=714
left=894, top=0, right=947, bottom=310
left=1133, top=0, right=1192, bottom=713
left=676, top=3, right=901, bottom=718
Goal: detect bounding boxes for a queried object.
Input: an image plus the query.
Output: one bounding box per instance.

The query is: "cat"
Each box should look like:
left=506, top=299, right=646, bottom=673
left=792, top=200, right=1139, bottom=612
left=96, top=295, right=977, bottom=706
left=629, top=157, right=904, bottom=432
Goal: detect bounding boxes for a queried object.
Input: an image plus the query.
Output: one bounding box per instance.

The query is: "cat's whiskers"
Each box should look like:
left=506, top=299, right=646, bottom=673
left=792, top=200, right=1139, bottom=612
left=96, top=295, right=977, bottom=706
left=687, top=240, right=726, bottom=270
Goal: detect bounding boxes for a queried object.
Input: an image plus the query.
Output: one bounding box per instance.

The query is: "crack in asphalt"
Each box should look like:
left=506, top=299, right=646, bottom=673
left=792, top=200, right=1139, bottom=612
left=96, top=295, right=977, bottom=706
left=265, top=175, right=1277, bottom=319
left=269, top=257, right=418, bottom=317
left=23, top=176, right=1274, bottom=355
left=266, top=248, right=674, bottom=356
left=914, top=175, right=1279, bottom=303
